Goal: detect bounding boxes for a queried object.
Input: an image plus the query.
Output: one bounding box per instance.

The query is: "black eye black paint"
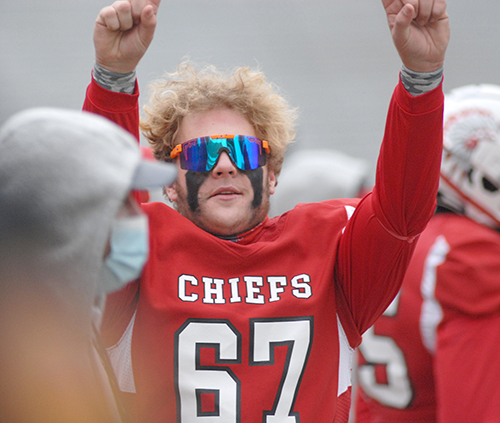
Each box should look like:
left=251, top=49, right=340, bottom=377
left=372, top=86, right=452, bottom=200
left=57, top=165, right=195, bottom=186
left=185, top=171, right=208, bottom=212
left=184, top=167, right=264, bottom=212
left=245, top=167, right=263, bottom=209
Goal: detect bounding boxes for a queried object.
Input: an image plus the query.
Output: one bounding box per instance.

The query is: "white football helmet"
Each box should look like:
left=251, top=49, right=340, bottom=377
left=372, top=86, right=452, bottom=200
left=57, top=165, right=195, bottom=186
left=440, top=84, right=500, bottom=228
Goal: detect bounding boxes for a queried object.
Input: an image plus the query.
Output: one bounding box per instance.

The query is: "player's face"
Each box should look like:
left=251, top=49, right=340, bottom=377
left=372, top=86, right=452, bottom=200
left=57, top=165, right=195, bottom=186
left=166, top=108, right=276, bottom=237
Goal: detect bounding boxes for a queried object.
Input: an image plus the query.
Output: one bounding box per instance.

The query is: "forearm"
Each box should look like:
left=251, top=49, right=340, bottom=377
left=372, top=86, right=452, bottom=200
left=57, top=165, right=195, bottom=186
left=373, top=76, right=444, bottom=240
left=335, top=76, right=444, bottom=334
left=82, top=64, right=140, bottom=141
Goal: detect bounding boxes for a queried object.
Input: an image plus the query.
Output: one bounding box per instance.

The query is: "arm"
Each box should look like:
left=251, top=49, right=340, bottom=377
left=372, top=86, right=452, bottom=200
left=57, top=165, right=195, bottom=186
left=83, top=0, right=161, bottom=138
left=84, top=0, right=161, bottom=333
left=83, top=76, right=140, bottom=140
left=335, top=0, right=450, bottom=341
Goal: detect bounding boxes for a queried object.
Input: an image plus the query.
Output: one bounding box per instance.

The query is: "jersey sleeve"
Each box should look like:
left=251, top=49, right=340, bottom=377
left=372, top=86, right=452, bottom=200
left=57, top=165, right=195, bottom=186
left=335, top=80, right=444, bottom=341
left=83, top=75, right=140, bottom=141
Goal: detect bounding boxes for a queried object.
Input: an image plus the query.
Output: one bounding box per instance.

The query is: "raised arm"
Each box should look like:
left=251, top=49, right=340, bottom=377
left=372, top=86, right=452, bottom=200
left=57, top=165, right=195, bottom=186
left=335, top=0, right=450, bottom=342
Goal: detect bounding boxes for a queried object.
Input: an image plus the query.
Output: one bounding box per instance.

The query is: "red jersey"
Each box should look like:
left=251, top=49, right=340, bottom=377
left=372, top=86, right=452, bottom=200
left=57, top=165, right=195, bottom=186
left=83, top=77, right=444, bottom=423
left=355, top=212, right=500, bottom=423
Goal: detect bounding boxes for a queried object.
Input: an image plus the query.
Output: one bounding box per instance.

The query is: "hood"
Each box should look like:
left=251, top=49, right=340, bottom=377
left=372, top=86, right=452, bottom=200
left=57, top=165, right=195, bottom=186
left=0, top=108, right=145, bottom=325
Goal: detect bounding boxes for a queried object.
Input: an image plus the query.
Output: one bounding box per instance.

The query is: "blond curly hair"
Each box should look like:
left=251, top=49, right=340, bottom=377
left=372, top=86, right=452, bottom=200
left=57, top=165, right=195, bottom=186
left=140, top=62, right=297, bottom=177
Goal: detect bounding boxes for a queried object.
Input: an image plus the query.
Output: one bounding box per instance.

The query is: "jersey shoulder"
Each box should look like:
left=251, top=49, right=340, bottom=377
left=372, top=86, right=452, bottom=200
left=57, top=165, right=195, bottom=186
left=426, top=214, right=500, bottom=315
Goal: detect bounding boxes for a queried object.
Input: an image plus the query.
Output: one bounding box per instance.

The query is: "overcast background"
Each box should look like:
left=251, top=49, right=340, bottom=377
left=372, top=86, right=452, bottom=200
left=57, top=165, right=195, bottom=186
left=1, top=0, right=499, bottom=185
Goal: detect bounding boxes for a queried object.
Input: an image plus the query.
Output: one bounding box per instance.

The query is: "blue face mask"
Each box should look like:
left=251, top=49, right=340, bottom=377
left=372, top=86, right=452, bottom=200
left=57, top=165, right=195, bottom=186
left=98, top=214, right=149, bottom=295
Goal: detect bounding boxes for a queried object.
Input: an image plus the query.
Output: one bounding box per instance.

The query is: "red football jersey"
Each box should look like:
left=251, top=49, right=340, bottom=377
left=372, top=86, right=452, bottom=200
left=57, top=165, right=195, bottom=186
left=84, top=77, right=444, bottom=422
left=355, top=213, right=500, bottom=423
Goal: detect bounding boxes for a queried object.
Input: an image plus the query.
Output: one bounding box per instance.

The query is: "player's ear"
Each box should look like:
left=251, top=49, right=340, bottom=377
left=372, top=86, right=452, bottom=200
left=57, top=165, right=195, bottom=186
left=268, top=169, right=277, bottom=195
left=165, top=184, right=178, bottom=202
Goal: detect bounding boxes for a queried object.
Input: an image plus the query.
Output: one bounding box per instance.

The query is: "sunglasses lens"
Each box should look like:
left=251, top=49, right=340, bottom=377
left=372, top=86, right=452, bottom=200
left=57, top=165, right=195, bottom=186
left=236, top=135, right=266, bottom=170
left=179, top=135, right=267, bottom=172
left=179, top=137, right=208, bottom=172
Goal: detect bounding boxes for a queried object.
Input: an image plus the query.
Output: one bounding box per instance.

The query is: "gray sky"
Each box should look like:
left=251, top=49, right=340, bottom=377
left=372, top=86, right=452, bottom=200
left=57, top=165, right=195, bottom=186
left=2, top=0, right=499, bottom=182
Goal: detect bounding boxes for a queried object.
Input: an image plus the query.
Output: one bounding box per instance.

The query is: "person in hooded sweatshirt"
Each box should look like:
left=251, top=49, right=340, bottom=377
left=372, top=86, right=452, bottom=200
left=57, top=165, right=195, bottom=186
left=0, top=108, right=176, bottom=423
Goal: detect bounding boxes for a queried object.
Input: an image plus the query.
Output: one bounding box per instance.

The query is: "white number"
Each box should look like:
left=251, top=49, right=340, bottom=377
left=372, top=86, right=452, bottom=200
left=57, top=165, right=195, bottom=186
left=357, top=293, right=413, bottom=408
left=357, top=236, right=450, bottom=409
left=420, top=235, right=448, bottom=352
left=250, top=318, right=313, bottom=422
left=175, top=317, right=313, bottom=422
left=176, top=320, right=241, bottom=422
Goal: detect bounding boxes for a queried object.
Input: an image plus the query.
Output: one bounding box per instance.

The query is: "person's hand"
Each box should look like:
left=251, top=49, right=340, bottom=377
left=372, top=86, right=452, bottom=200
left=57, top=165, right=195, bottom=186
left=382, top=0, right=449, bottom=72
left=94, top=0, right=161, bottom=74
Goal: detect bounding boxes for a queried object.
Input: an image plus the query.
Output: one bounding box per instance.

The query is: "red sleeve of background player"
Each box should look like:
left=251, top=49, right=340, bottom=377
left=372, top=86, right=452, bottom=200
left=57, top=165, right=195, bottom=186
left=83, top=75, right=140, bottom=141
left=335, top=80, right=444, bottom=343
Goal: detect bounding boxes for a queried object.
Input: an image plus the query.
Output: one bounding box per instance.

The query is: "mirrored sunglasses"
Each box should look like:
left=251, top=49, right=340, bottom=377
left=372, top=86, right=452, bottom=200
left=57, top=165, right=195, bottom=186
left=170, top=134, right=270, bottom=172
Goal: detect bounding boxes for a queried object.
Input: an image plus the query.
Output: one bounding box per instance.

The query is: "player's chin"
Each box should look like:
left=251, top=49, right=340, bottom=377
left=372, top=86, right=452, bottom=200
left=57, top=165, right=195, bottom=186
left=202, top=209, right=254, bottom=236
